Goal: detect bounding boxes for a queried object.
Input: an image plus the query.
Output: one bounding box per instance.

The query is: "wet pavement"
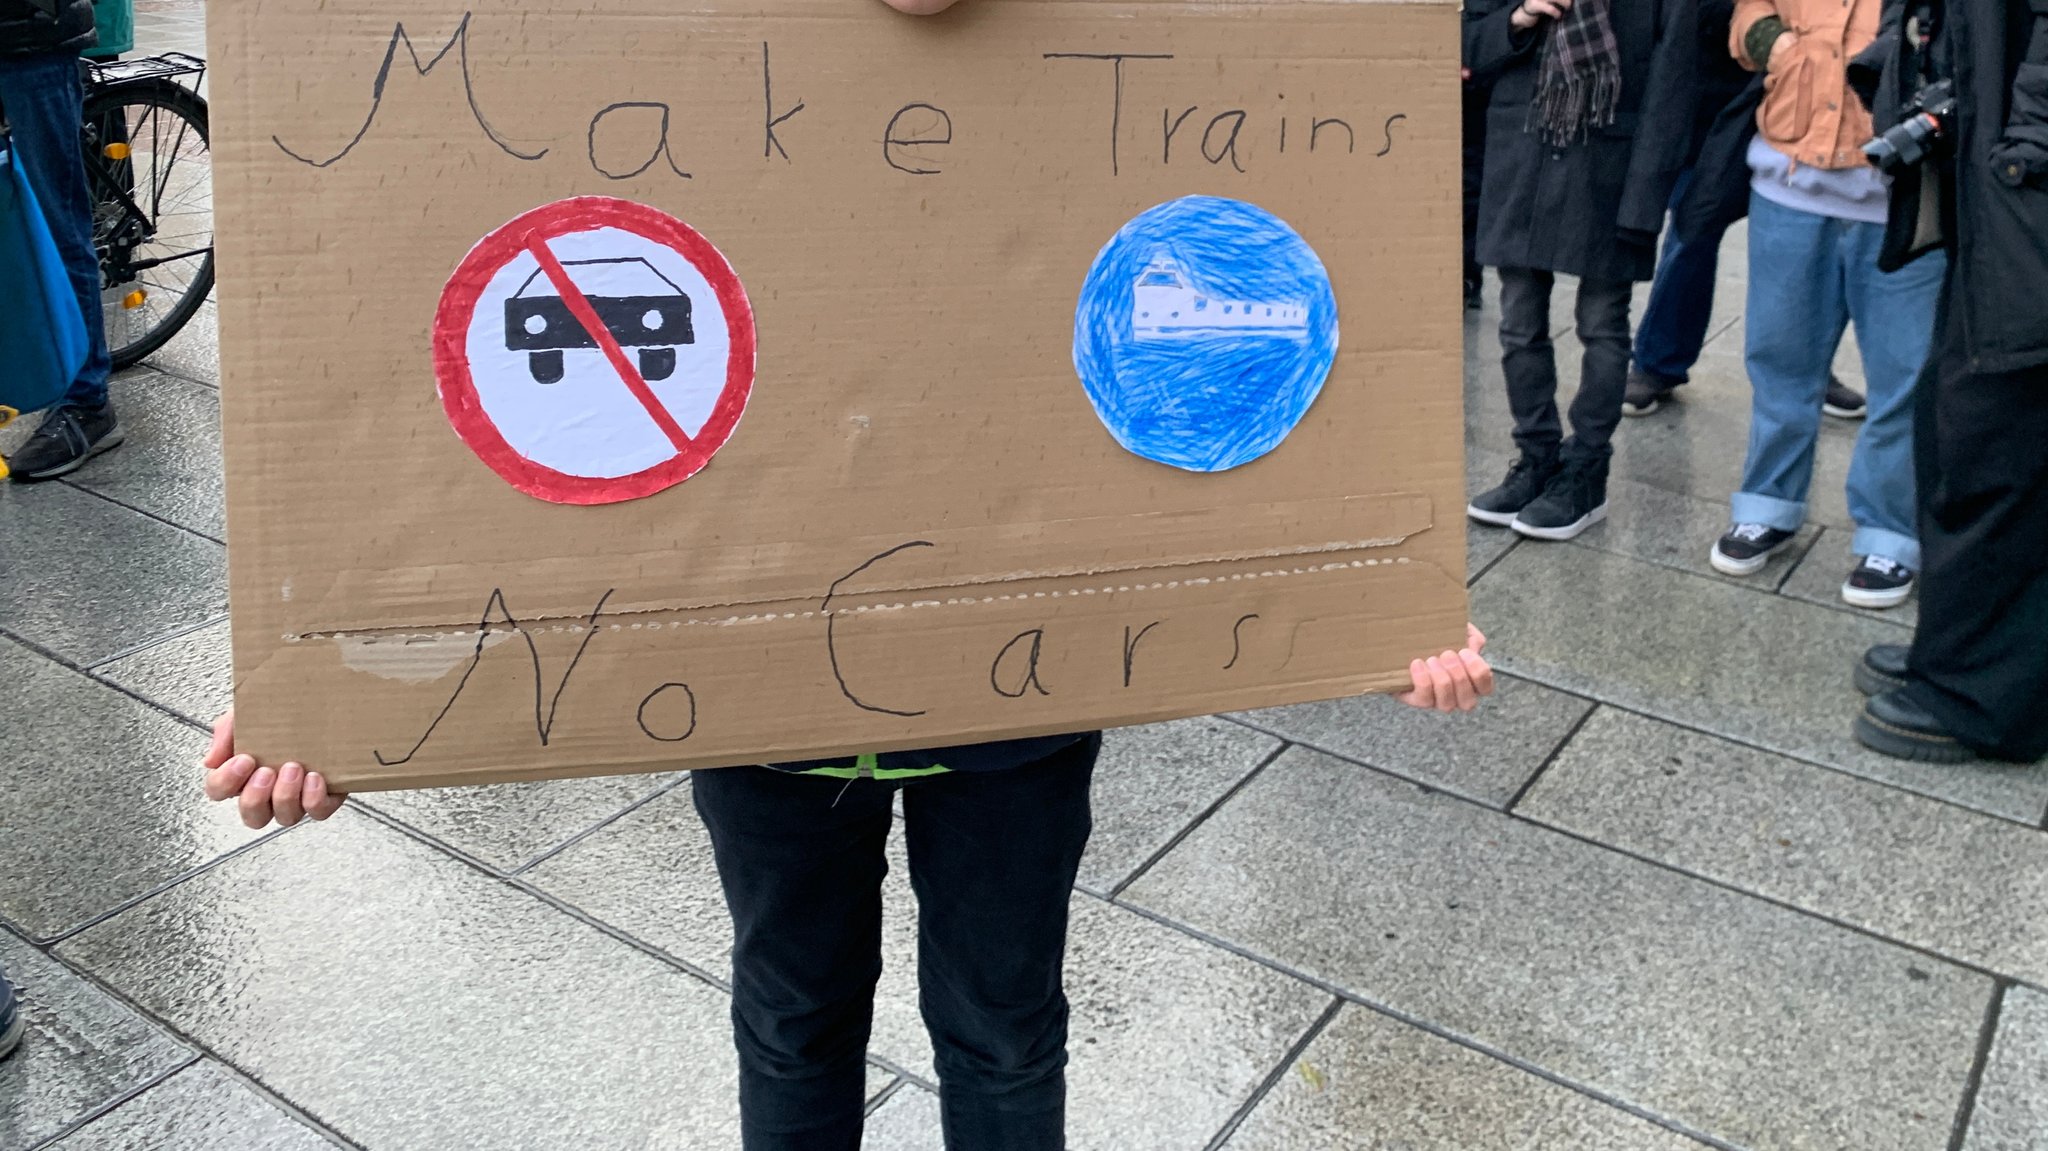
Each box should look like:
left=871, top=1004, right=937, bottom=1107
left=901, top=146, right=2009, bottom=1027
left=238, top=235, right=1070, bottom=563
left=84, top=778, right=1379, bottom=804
left=3, top=10, right=2046, bottom=1151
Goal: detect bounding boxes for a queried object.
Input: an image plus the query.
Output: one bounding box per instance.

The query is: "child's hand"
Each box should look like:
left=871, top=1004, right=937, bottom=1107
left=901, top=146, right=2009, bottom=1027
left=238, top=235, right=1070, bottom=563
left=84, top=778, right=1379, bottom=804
left=1396, top=625, right=1495, bottom=712
left=202, top=710, right=348, bottom=829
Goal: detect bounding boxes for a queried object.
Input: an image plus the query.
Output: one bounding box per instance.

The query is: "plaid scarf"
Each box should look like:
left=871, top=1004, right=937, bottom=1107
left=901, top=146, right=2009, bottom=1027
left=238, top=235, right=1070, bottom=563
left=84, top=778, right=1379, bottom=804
left=1526, top=0, right=1623, bottom=146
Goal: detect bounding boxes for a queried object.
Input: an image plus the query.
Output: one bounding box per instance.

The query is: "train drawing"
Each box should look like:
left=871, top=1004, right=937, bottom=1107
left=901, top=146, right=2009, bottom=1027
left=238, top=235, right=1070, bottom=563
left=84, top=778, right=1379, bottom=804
left=1129, top=255, right=1310, bottom=343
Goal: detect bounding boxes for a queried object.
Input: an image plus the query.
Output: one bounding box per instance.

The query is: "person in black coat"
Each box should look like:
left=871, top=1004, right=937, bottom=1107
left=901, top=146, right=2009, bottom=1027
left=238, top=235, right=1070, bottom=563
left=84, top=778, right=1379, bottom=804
left=1850, top=0, right=2048, bottom=764
left=1, top=0, right=123, bottom=481
left=1464, top=0, right=1698, bottom=541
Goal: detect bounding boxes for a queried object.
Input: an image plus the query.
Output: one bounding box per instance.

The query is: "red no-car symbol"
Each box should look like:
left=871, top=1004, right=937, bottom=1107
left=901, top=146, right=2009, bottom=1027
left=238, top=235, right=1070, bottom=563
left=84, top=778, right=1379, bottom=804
left=432, top=196, right=756, bottom=505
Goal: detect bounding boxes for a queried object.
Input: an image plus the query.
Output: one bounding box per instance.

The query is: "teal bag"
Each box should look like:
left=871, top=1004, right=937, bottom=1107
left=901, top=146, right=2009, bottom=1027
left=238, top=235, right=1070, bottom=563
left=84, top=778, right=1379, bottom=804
left=84, top=0, right=135, bottom=59
left=0, top=127, right=90, bottom=418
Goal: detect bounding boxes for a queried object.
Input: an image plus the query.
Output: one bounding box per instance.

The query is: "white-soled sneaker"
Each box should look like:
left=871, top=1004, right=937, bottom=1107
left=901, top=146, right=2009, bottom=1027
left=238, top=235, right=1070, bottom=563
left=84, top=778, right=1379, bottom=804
left=1842, top=555, right=1914, bottom=609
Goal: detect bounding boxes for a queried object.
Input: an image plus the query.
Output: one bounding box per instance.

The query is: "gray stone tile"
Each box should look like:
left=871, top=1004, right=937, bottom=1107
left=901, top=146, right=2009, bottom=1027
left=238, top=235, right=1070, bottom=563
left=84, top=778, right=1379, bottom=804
left=1473, top=544, right=2048, bottom=824
left=1522, top=709, right=2048, bottom=985
left=1079, top=718, right=1279, bottom=895
left=1236, top=673, right=1592, bottom=808
left=91, top=617, right=231, bottom=726
left=0, top=481, right=226, bottom=667
left=1124, top=747, right=1993, bottom=1151
left=0, top=636, right=257, bottom=939
left=1225, top=1005, right=1704, bottom=1151
left=521, top=781, right=729, bottom=970
left=866, top=1066, right=897, bottom=1106
left=1057, top=899, right=1330, bottom=1150
left=142, top=300, right=219, bottom=388
left=66, top=371, right=224, bottom=540
left=0, top=930, right=193, bottom=1150
left=1467, top=521, right=1518, bottom=583
left=56, top=810, right=743, bottom=1149
left=46, top=1060, right=333, bottom=1151
left=530, top=786, right=1330, bottom=1144
left=1963, top=985, right=2048, bottom=1151
left=360, top=770, right=680, bottom=873
left=1780, top=526, right=1921, bottom=629
left=1576, top=469, right=1821, bottom=587
left=862, top=1083, right=941, bottom=1150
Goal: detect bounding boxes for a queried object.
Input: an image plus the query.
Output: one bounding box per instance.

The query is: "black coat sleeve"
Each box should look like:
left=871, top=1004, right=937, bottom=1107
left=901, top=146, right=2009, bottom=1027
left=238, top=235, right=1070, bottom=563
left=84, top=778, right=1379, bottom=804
left=1847, top=0, right=1906, bottom=120
left=1618, top=0, right=1701, bottom=236
left=1465, top=0, right=1540, bottom=85
left=1989, top=0, right=2048, bottom=186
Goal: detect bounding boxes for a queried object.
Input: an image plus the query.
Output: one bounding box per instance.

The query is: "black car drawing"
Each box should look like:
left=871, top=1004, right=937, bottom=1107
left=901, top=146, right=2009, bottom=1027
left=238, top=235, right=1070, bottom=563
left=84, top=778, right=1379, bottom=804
left=504, top=257, right=694, bottom=384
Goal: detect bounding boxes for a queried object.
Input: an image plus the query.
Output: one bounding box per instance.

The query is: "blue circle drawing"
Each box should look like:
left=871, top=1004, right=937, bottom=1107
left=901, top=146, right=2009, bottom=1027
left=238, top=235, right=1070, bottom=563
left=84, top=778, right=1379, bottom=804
left=1073, top=196, right=1339, bottom=472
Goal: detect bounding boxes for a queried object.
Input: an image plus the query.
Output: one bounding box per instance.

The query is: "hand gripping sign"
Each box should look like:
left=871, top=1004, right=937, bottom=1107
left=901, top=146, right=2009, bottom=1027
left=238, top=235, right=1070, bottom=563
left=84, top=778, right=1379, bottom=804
left=432, top=197, right=756, bottom=504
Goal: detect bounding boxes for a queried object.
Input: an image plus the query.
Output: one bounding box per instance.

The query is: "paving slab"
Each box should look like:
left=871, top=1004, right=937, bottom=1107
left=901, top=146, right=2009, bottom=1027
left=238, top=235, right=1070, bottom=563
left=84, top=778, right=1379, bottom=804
left=1234, top=673, right=1592, bottom=808
left=45, top=1060, right=334, bottom=1151
left=1224, top=1004, right=1708, bottom=1151
left=64, top=371, right=225, bottom=541
left=1473, top=544, right=2048, bottom=824
left=0, top=482, right=226, bottom=667
left=142, top=300, right=219, bottom=389
left=91, top=617, right=231, bottom=726
left=0, top=637, right=257, bottom=939
left=1522, top=709, right=2048, bottom=985
left=1124, top=747, right=1993, bottom=1151
left=527, top=786, right=1328, bottom=1145
left=1080, top=718, right=1279, bottom=895
left=56, top=811, right=742, bottom=1150
left=1780, top=526, right=1921, bottom=629
left=862, top=1083, right=942, bottom=1151
left=1963, top=985, right=2048, bottom=1151
left=360, top=771, right=681, bottom=873
left=0, top=930, right=192, bottom=1151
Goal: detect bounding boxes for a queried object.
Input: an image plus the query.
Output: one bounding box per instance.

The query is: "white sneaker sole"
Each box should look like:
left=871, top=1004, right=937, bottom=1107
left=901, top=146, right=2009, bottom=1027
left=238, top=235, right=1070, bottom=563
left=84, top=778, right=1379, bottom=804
left=1842, top=580, right=1913, bottom=609
left=1621, top=398, right=1662, bottom=417
left=1511, top=503, right=1607, bottom=541
left=1466, top=503, right=1520, bottom=528
left=1823, top=403, right=1867, bottom=420
left=1709, top=536, right=1795, bottom=577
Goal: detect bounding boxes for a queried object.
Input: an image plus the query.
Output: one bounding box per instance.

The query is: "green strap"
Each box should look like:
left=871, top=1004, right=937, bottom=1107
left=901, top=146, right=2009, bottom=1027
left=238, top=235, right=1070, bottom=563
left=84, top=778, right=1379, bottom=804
left=797, top=752, right=951, bottom=781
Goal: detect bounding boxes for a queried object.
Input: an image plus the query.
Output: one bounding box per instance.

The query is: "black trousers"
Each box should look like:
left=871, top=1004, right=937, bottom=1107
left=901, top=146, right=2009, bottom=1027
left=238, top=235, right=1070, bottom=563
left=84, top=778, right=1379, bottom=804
left=1497, top=267, right=1635, bottom=461
left=1904, top=285, right=2048, bottom=762
left=691, top=735, right=1100, bottom=1151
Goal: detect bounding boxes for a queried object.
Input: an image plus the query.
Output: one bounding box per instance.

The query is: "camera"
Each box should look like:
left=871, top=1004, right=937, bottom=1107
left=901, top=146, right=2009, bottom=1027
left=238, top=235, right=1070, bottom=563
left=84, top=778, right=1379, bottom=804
left=1865, top=79, right=1955, bottom=174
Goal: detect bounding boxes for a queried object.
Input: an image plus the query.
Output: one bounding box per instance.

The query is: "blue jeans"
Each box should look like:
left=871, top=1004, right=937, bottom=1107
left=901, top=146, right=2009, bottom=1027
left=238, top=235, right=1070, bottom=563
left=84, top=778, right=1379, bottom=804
left=1738, top=194, right=1945, bottom=569
left=0, top=52, right=111, bottom=409
left=1634, top=168, right=1726, bottom=383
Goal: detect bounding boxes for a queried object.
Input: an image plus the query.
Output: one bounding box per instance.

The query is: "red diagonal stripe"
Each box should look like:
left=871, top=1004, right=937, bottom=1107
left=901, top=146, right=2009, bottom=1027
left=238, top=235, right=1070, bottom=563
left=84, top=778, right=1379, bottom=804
left=523, top=233, right=693, bottom=452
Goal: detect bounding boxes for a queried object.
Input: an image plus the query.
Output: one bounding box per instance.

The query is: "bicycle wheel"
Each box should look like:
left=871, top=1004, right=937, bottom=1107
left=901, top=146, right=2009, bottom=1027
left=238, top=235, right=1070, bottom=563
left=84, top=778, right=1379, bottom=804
left=83, top=76, right=214, bottom=369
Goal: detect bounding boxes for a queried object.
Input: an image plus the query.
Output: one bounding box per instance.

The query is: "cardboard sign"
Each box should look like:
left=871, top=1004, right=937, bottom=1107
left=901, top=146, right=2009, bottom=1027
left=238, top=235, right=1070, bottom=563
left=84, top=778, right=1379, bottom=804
left=212, top=0, right=1468, bottom=790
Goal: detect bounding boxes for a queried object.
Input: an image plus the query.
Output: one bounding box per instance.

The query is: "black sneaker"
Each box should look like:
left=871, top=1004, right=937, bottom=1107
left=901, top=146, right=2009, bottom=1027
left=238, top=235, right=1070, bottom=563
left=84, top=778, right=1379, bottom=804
left=1823, top=375, right=1867, bottom=420
left=1855, top=644, right=1911, bottom=696
left=1854, top=689, right=1978, bottom=764
left=7, top=403, right=123, bottom=481
left=1709, top=523, right=1798, bottom=576
left=1511, top=456, right=1608, bottom=541
left=1842, top=555, right=1914, bottom=609
left=1466, top=453, right=1560, bottom=527
left=1621, top=367, right=1682, bottom=417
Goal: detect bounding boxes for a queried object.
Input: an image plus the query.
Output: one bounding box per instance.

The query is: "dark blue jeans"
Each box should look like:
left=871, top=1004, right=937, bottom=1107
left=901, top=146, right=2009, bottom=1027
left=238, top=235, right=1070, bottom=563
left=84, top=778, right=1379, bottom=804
left=0, top=51, right=110, bottom=408
left=1633, top=168, right=1724, bottom=384
left=692, top=735, right=1099, bottom=1151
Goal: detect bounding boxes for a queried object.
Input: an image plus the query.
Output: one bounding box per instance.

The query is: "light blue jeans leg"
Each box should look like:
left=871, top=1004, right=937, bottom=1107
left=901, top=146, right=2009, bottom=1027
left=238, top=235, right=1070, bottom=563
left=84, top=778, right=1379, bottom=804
left=1734, top=194, right=1851, bottom=533
left=1840, top=223, right=1944, bottom=570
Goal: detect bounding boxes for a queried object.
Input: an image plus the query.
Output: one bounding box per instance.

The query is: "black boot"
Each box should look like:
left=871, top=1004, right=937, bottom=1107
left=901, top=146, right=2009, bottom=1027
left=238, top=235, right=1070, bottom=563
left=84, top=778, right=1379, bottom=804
left=1853, top=690, right=1979, bottom=764
left=8, top=403, right=124, bottom=481
left=1854, top=645, right=1911, bottom=696
left=1511, top=454, right=1608, bottom=541
left=1467, top=451, right=1560, bottom=527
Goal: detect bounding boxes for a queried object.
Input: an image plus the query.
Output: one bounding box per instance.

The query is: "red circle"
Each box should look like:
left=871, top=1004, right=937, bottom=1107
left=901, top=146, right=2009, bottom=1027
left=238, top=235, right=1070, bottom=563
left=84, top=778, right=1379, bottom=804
left=432, top=196, right=756, bottom=505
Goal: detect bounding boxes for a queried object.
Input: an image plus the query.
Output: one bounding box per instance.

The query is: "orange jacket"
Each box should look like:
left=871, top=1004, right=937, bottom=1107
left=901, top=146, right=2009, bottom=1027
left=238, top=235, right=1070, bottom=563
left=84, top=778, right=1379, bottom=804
left=1731, top=0, right=1881, bottom=169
